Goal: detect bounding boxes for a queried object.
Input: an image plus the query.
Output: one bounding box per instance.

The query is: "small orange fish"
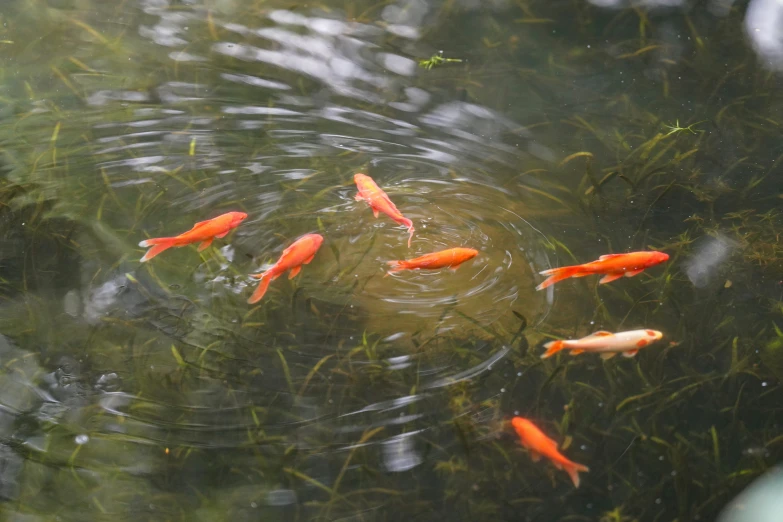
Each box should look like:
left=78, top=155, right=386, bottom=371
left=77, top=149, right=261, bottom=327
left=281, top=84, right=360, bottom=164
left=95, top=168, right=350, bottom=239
left=354, top=173, right=414, bottom=247
left=541, top=329, right=663, bottom=359
left=248, top=233, right=323, bottom=304
left=139, top=211, right=247, bottom=262
left=511, top=416, right=589, bottom=488
left=536, top=250, right=669, bottom=290
left=386, top=247, right=478, bottom=276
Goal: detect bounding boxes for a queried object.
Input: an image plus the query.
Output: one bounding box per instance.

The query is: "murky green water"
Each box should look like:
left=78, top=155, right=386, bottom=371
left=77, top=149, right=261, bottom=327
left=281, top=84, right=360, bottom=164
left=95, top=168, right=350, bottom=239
left=0, top=0, right=781, bottom=520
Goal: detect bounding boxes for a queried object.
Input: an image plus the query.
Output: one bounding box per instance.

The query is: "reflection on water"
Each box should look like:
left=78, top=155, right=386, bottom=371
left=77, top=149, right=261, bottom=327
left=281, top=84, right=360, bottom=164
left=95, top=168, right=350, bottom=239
left=0, top=0, right=782, bottom=520
left=718, top=466, right=783, bottom=522
left=684, top=233, right=739, bottom=289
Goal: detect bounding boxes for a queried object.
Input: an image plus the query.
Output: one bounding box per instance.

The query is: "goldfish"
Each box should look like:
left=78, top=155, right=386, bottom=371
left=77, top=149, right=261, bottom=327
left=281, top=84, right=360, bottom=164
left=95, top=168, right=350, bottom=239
left=541, top=329, right=663, bottom=359
left=536, top=250, right=669, bottom=290
left=511, top=416, right=589, bottom=488
left=354, top=173, right=415, bottom=247
left=139, top=211, right=247, bottom=262
left=386, top=247, right=478, bottom=276
left=248, top=233, right=323, bottom=304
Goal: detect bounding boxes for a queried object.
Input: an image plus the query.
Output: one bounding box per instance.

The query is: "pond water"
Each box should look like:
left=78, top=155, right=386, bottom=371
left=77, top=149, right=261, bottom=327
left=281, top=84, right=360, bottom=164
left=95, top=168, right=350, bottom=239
left=0, top=0, right=782, bottom=520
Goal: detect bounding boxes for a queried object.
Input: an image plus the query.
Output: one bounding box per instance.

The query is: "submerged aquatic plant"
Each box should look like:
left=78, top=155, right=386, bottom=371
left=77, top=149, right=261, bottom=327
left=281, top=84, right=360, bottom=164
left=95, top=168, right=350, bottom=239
left=419, top=52, right=464, bottom=70
left=0, top=0, right=781, bottom=521
left=662, top=119, right=705, bottom=137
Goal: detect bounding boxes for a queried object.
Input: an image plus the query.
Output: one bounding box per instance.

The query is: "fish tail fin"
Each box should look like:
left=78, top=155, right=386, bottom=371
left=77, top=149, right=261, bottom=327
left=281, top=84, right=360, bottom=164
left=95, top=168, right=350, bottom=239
left=247, top=274, right=272, bottom=304
left=385, top=260, right=406, bottom=277
left=541, top=340, right=566, bottom=359
left=402, top=218, right=414, bottom=248
left=535, top=266, right=581, bottom=291
left=565, top=461, right=590, bottom=488
left=139, top=238, right=175, bottom=262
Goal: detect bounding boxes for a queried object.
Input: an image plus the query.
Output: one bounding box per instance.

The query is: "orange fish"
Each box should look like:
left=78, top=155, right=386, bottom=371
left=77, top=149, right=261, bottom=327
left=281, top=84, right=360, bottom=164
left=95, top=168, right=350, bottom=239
left=511, top=416, right=589, bottom=488
left=139, top=211, right=247, bottom=262
left=536, top=250, right=669, bottom=290
left=248, top=233, right=323, bottom=304
left=541, top=329, right=663, bottom=359
left=354, top=173, right=415, bottom=247
left=386, top=247, right=478, bottom=276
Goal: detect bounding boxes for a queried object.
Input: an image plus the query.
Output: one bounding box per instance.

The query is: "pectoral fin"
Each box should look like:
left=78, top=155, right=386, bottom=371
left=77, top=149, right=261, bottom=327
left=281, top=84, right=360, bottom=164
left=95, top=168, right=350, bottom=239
left=599, top=273, right=624, bottom=284
left=624, top=269, right=644, bottom=277
left=600, top=352, right=617, bottom=360
left=288, top=266, right=302, bottom=279
left=569, top=349, right=585, bottom=356
left=215, top=230, right=229, bottom=239
left=622, top=349, right=639, bottom=358
left=372, top=208, right=380, bottom=218
left=303, top=254, right=315, bottom=264
left=197, top=238, right=213, bottom=251
left=354, top=194, right=363, bottom=202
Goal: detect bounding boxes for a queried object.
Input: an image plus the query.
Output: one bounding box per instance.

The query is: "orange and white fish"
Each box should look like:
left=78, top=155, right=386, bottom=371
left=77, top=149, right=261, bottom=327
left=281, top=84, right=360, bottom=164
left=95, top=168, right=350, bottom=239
left=354, top=173, right=415, bottom=247
left=511, top=416, right=589, bottom=488
left=248, top=233, right=323, bottom=304
left=536, top=250, right=669, bottom=290
left=386, top=247, right=478, bottom=276
left=541, top=329, right=663, bottom=359
left=139, top=211, right=247, bottom=262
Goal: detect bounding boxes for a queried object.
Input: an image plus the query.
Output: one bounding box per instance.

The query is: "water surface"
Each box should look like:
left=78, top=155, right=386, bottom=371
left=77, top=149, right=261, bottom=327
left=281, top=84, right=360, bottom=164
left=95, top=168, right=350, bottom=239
left=0, top=0, right=782, bottom=520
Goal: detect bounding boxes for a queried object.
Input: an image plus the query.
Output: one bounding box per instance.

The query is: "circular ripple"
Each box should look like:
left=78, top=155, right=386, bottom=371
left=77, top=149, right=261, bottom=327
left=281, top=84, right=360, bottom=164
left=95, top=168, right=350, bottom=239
left=304, top=161, right=553, bottom=336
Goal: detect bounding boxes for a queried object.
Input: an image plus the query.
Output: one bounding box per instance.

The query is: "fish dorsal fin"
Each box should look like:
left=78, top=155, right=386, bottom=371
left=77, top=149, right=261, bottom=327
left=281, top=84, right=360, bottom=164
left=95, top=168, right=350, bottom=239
left=193, top=218, right=220, bottom=228
left=541, top=434, right=559, bottom=450
left=185, top=219, right=216, bottom=233
left=599, top=254, right=624, bottom=260
left=582, top=330, right=613, bottom=340
left=281, top=243, right=297, bottom=257
left=379, top=193, right=400, bottom=213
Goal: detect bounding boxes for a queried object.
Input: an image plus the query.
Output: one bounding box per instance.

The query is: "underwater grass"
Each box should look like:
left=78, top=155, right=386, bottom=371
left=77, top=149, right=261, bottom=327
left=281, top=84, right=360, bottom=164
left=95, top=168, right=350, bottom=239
left=0, top=0, right=781, bottom=521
